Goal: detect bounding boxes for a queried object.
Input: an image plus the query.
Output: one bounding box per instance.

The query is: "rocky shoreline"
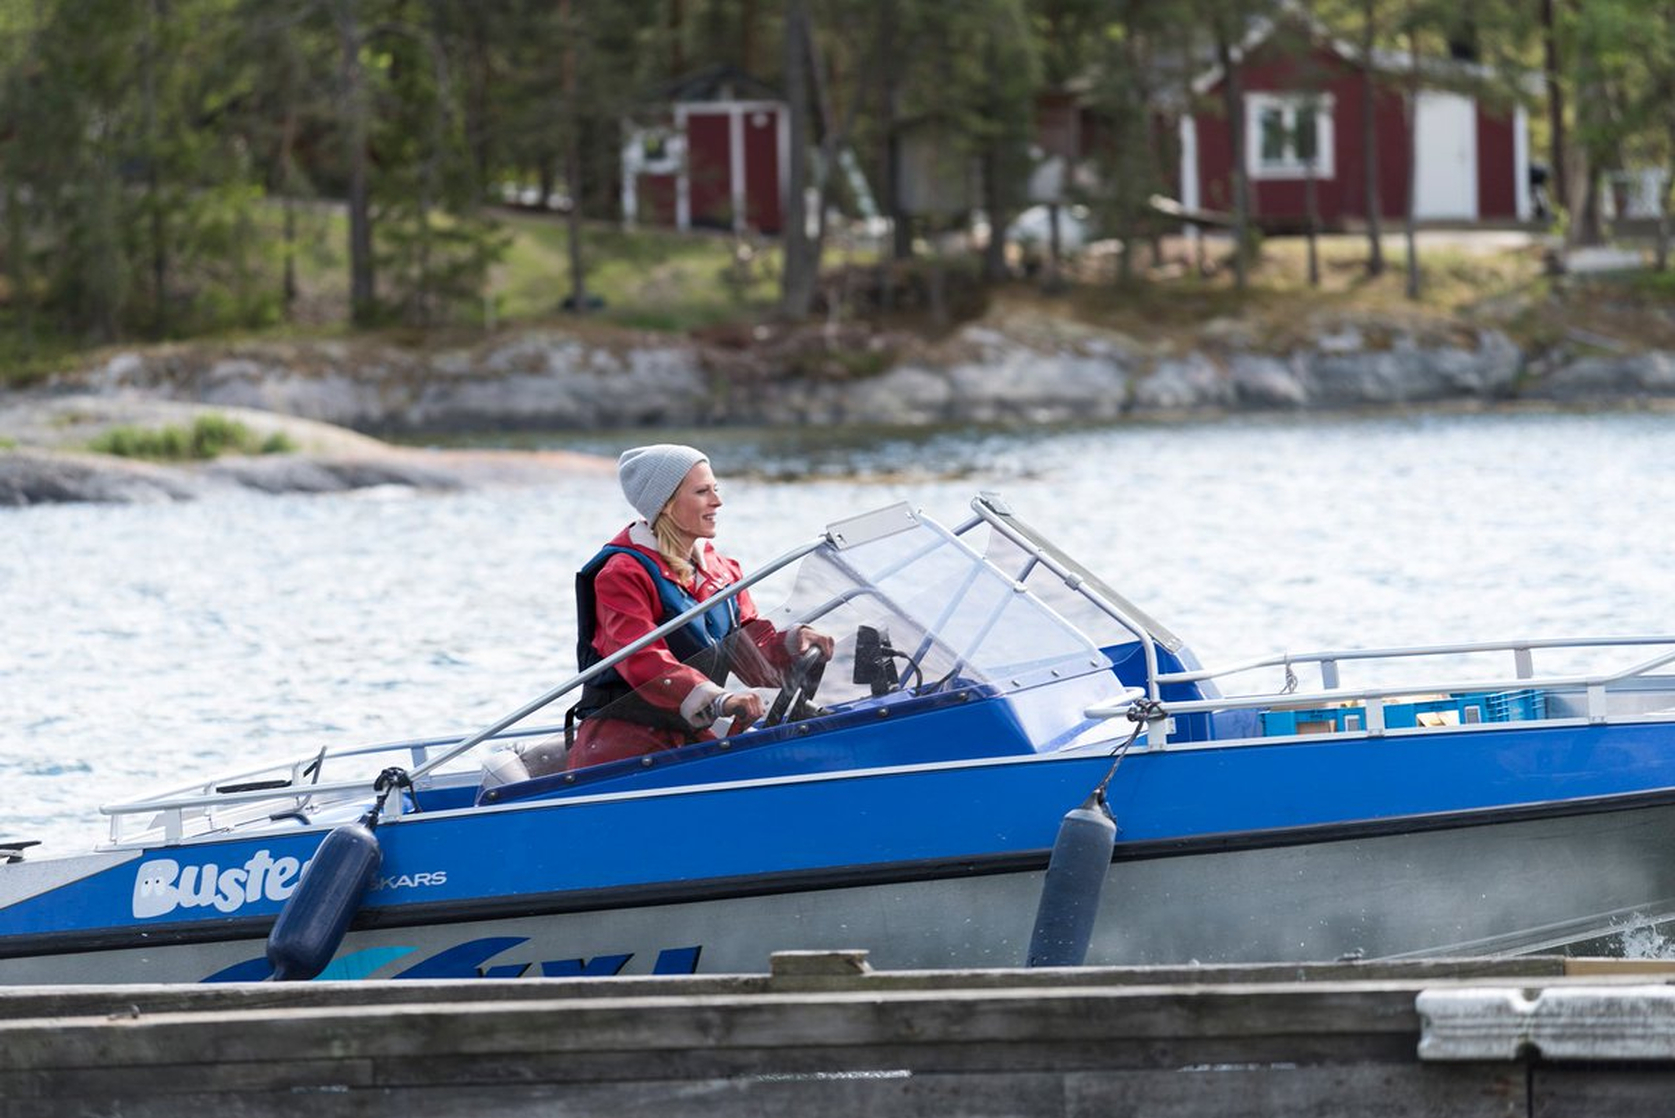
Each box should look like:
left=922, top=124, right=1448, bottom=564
left=0, top=397, right=611, bottom=506
left=4, top=307, right=1673, bottom=506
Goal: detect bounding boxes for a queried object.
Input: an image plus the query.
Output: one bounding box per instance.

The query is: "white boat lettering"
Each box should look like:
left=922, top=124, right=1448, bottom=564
left=131, top=852, right=307, bottom=919
left=370, top=871, right=448, bottom=892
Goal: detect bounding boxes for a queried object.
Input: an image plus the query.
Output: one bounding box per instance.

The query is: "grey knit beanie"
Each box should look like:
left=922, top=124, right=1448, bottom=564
left=618, top=444, right=708, bottom=521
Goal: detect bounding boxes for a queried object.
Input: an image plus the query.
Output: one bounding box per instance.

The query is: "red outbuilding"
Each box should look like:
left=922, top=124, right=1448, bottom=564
left=621, top=66, right=789, bottom=236
left=1181, top=22, right=1533, bottom=230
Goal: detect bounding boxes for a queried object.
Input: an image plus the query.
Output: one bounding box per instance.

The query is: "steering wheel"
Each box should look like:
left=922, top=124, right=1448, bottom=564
left=762, top=647, right=827, bottom=728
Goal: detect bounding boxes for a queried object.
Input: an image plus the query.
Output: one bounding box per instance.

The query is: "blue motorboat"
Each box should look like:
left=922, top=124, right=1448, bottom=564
left=5, top=493, right=1675, bottom=983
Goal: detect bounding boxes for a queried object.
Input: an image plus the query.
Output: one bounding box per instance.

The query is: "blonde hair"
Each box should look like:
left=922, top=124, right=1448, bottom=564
left=651, top=511, right=697, bottom=584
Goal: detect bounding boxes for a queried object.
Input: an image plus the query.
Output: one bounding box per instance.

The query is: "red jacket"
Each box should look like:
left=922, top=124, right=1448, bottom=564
left=572, top=523, right=789, bottom=768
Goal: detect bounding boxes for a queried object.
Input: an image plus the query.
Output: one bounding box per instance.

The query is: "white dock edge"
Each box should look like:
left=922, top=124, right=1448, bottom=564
left=1418, top=986, right=1675, bottom=1061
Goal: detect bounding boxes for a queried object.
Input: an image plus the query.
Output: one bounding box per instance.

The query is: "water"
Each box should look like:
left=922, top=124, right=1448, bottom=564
left=4, top=409, right=1673, bottom=855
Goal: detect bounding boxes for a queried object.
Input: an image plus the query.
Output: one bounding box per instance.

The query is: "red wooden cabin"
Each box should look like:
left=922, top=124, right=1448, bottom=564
left=1181, top=26, right=1531, bottom=230
left=622, top=66, right=788, bottom=236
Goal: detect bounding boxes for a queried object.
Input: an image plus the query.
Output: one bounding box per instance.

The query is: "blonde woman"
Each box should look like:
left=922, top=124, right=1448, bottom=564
left=564, top=444, right=832, bottom=770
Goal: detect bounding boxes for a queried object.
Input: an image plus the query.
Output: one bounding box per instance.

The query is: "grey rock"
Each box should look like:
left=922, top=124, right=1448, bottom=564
left=0, top=450, right=200, bottom=506
left=827, top=365, right=956, bottom=425
left=1531, top=350, right=1675, bottom=400
left=1230, top=354, right=1309, bottom=407
left=201, top=456, right=462, bottom=495
left=1298, top=329, right=1524, bottom=406
left=1303, top=349, right=1412, bottom=405
left=1132, top=353, right=1232, bottom=410
left=947, top=352, right=1129, bottom=423
left=24, top=322, right=1675, bottom=439
left=1314, top=325, right=1366, bottom=354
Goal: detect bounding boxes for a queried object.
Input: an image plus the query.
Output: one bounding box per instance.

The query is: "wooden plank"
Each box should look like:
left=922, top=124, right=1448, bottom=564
left=0, top=1065, right=1532, bottom=1118
left=1534, top=1066, right=1675, bottom=1117
left=0, top=985, right=1429, bottom=1072
left=1563, top=958, right=1675, bottom=978
left=0, top=974, right=772, bottom=1018
left=1, top=1074, right=1057, bottom=1118
left=3, top=964, right=1662, bottom=1118
left=1065, top=1064, right=1526, bottom=1118
left=0, top=1058, right=374, bottom=1101
left=0, top=956, right=1571, bottom=1019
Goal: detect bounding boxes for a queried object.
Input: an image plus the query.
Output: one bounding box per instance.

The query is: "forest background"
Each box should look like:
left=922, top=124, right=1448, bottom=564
left=1, top=0, right=1671, bottom=389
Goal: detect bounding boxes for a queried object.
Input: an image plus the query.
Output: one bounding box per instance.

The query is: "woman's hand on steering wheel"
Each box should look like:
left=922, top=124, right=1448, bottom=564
left=793, top=625, right=834, bottom=661
left=763, top=646, right=827, bottom=727
left=718, top=690, right=764, bottom=738
left=721, top=691, right=764, bottom=723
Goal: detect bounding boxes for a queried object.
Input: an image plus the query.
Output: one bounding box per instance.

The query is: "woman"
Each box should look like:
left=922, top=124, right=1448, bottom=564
left=563, top=444, right=832, bottom=771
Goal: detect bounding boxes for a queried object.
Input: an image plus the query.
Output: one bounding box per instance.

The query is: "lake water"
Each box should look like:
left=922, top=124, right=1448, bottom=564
left=4, top=409, right=1673, bottom=856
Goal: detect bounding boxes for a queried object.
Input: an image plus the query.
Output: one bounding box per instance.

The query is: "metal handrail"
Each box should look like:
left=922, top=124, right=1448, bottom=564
left=1156, top=635, right=1675, bottom=689
left=99, top=723, right=566, bottom=819
left=100, top=534, right=831, bottom=826
left=967, top=494, right=1163, bottom=699
left=406, top=535, right=829, bottom=782
left=1087, top=646, right=1675, bottom=724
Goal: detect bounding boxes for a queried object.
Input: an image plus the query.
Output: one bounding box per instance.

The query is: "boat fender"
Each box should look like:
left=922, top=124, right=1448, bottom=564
left=264, top=767, right=406, bottom=982
left=1025, top=793, right=1117, bottom=967
left=1026, top=696, right=1164, bottom=968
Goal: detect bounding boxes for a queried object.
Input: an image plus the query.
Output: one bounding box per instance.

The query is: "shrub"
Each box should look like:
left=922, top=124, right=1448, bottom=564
left=88, top=414, right=297, bottom=460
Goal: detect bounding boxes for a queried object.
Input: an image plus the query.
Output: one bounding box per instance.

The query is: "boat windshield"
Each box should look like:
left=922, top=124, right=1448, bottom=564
left=579, top=506, right=1119, bottom=760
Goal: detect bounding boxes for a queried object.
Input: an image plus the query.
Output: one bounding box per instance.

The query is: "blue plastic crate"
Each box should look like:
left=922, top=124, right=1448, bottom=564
left=1383, top=697, right=1459, bottom=729
left=1260, top=706, right=1368, bottom=736
left=1262, top=689, right=1547, bottom=736
left=1387, top=691, right=1548, bottom=727
left=1471, top=688, right=1547, bottom=722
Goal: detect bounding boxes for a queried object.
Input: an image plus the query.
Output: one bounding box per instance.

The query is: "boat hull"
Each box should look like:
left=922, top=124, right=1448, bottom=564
left=4, top=793, right=1673, bottom=984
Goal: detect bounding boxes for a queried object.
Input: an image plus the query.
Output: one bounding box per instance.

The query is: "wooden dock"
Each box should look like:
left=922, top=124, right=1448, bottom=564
left=6, top=952, right=1675, bottom=1116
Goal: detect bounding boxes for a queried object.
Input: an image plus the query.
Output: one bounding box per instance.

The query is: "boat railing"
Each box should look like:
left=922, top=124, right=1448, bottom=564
left=1155, top=635, right=1675, bottom=692
left=96, top=723, right=567, bottom=846
left=97, top=506, right=930, bottom=847
left=1086, top=637, right=1675, bottom=746
left=965, top=493, right=1165, bottom=698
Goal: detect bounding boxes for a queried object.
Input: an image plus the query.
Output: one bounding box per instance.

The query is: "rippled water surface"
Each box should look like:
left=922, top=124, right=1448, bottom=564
left=4, top=410, right=1673, bottom=854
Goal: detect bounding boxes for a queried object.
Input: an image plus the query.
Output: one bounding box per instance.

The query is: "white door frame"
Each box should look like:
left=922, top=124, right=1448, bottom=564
left=1413, top=91, right=1478, bottom=220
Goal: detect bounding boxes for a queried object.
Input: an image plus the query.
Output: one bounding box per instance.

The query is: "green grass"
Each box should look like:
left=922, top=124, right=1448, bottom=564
left=87, top=414, right=297, bottom=461
left=0, top=316, right=104, bottom=388
left=6, top=195, right=1667, bottom=383
left=0, top=435, right=15, bottom=450
left=493, top=212, right=782, bottom=331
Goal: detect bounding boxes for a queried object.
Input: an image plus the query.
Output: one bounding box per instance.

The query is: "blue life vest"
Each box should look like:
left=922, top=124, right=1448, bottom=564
left=573, top=544, right=740, bottom=727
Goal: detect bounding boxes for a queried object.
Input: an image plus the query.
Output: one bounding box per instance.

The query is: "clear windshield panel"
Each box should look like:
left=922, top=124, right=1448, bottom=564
left=576, top=513, right=1119, bottom=765
left=762, top=516, right=1110, bottom=697
left=977, top=521, right=1162, bottom=654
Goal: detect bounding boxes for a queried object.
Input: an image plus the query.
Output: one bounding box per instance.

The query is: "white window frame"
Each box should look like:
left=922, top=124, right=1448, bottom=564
left=1245, top=93, right=1335, bottom=181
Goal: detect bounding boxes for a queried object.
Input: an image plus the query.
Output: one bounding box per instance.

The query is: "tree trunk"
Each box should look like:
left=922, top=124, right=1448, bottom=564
left=667, top=0, right=684, bottom=78
left=778, top=0, right=816, bottom=319
left=1403, top=33, right=1420, bottom=300
left=1360, top=0, right=1384, bottom=276
left=144, top=0, right=170, bottom=338
left=336, top=0, right=376, bottom=326
left=1215, top=25, right=1249, bottom=292
left=739, top=0, right=756, bottom=75
left=562, top=0, right=588, bottom=313
left=280, top=105, right=299, bottom=317
left=1045, top=202, right=1064, bottom=291
left=1661, top=123, right=1675, bottom=271
left=5, top=178, right=33, bottom=355
left=1571, top=148, right=1601, bottom=245
left=1657, top=169, right=1670, bottom=272
left=1306, top=159, right=1320, bottom=287
left=982, top=147, right=1007, bottom=282
left=876, top=3, right=911, bottom=266
left=803, top=8, right=856, bottom=302
left=1541, top=0, right=1568, bottom=215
